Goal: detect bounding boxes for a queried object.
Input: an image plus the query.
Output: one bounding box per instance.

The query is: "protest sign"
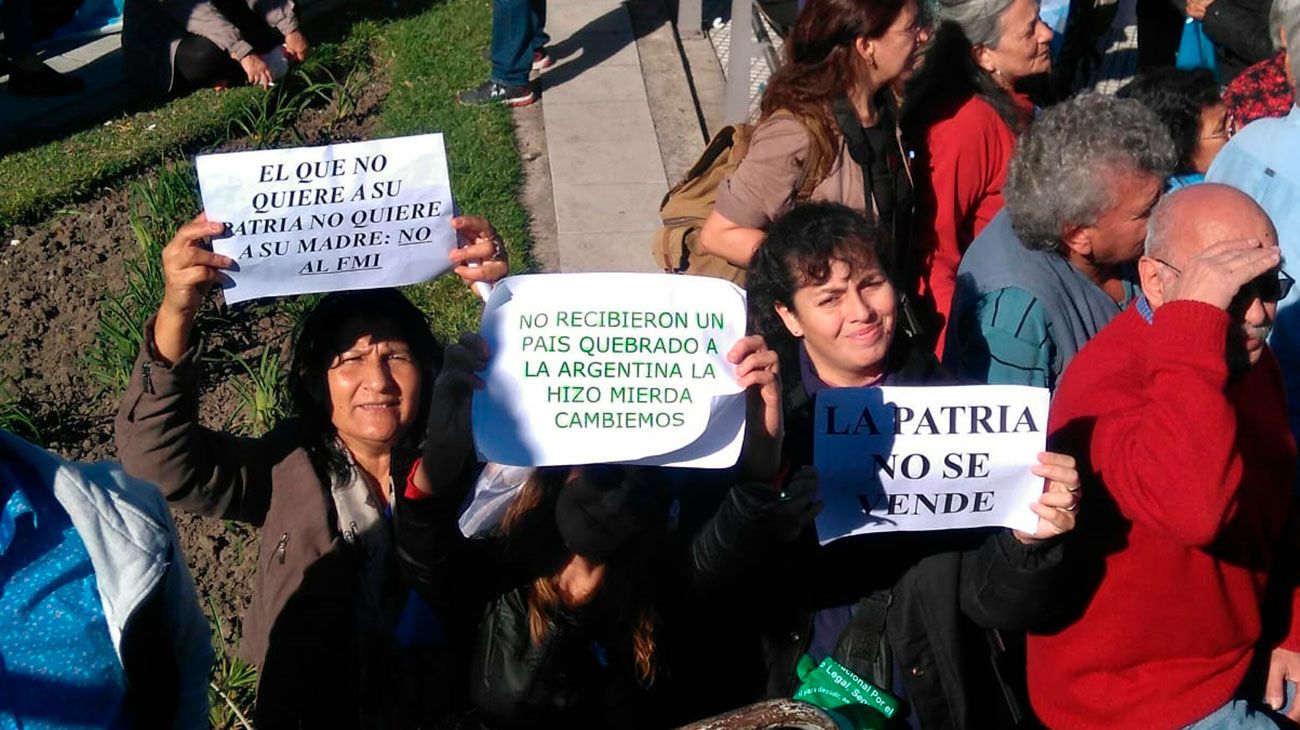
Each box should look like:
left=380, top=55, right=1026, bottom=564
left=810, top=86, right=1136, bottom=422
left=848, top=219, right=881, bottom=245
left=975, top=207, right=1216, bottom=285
left=473, top=273, right=748, bottom=468
left=813, top=385, right=1049, bottom=541
left=196, top=133, right=455, bottom=304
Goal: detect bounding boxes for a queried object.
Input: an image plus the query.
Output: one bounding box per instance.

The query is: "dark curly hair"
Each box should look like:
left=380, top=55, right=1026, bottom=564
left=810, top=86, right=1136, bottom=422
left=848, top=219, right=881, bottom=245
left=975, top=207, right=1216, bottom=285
left=760, top=0, right=910, bottom=139
left=1116, top=67, right=1221, bottom=175
left=287, top=288, right=443, bottom=483
left=747, top=202, right=892, bottom=361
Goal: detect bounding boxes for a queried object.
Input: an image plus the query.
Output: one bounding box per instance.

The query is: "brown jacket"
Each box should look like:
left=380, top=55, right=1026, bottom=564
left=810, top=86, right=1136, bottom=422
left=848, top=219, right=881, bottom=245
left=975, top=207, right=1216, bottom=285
left=115, top=333, right=371, bottom=724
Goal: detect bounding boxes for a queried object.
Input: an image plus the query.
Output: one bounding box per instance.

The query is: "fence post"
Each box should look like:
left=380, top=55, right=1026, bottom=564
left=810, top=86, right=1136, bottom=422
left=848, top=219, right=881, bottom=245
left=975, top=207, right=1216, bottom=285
left=724, top=0, right=755, bottom=123
left=677, top=0, right=704, bottom=38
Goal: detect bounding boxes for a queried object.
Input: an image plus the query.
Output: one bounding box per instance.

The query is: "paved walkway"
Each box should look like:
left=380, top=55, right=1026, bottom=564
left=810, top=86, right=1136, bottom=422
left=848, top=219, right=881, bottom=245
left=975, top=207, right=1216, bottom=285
left=0, top=32, right=125, bottom=151
left=540, top=0, right=664, bottom=272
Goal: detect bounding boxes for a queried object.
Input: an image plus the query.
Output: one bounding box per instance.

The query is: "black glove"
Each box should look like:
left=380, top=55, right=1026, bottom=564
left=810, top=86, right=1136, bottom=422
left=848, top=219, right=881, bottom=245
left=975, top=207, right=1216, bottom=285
left=418, top=332, right=487, bottom=504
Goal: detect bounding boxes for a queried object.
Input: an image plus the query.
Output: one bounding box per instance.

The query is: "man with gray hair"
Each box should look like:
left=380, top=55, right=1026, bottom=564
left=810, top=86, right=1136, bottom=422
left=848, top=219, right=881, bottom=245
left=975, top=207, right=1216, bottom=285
left=945, top=92, right=1177, bottom=390
left=1030, top=183, right=1300, bottom=728
left=1207, top=0, right=1300, bottom=460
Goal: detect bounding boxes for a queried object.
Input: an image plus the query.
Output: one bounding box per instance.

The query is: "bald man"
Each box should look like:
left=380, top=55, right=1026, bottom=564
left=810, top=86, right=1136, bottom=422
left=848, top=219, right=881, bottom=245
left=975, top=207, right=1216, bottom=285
left=1027, top=184, right=1300, bottom=729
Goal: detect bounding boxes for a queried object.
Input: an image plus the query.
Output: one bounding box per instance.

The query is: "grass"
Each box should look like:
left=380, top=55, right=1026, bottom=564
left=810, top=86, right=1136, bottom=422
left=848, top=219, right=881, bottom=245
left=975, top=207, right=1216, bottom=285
left=86, top=161, right=199, bottom=394
left=223, top=346, right=289, bottom=437
left=207, top=601, right=259, bottom=730
left=374, top=0, right=533, bottom=339
left=0, top=375, right=40, bottom=444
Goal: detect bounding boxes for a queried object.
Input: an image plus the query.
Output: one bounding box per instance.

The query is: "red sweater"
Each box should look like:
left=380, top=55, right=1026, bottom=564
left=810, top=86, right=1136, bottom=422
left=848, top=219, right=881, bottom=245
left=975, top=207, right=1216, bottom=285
left=1028, top=302, right=1300, bottom=729
left=913, top=94, right=1026, bottom=359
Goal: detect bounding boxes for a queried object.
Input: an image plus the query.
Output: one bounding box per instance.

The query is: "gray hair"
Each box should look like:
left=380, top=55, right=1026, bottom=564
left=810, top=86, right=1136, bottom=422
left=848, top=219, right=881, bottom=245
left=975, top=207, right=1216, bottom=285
left=1270, top=0, right=1300, bottom=84
left=1271, top=0, right=1300, bottom=50
left=934, top=0, right=1016, bottom=48
left=1004, top=92, right=1178, bottom=253
left=1144, top=194, right=1179, bottom=260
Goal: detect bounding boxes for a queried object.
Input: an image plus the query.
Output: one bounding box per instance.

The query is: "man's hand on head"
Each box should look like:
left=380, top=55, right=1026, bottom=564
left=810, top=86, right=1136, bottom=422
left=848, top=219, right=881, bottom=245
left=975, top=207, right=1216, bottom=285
left=1163, top=238, right=1280, bottom=311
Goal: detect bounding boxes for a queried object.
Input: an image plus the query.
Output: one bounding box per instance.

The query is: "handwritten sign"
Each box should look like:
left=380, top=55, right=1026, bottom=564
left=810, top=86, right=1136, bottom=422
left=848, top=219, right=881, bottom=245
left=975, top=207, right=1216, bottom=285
left=196, top=134, right=455, bottom=304
left=473, top=273, right=748, bottom=468
left=813, top=385, right=1048, bottom=541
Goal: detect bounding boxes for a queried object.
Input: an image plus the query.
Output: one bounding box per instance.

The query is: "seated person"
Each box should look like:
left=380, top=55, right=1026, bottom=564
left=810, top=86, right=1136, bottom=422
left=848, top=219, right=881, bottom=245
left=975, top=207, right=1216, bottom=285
left=1117, top=67, right=1229, bottom=189
left=0, top=428, right=211, bottom=728
left=1, top=0, right=83, bottom=95
left=122, top=0, right=310, bottom=95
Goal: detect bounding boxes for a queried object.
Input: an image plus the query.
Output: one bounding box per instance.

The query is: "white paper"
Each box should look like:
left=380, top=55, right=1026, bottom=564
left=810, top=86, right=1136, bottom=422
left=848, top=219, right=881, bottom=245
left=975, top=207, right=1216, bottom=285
left=196, top=133, right=456, bottom=304
left=813, top=385, right=1049, bottom=541
left=473, top=273, right=749, bottom=468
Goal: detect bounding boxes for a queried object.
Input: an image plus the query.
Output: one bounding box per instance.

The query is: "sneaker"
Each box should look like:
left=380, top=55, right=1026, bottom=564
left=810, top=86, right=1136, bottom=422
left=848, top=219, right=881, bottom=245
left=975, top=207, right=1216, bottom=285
left=6, top=62, right=84, bottom=96
left=457, top=79, right=536, bottom=107
left=478, top=48, right=554, bottom=72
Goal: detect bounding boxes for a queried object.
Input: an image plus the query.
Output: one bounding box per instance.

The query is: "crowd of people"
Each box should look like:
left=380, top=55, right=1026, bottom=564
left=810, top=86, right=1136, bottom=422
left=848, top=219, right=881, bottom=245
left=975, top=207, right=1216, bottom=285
left=5, top=0, right=1300, bottom=727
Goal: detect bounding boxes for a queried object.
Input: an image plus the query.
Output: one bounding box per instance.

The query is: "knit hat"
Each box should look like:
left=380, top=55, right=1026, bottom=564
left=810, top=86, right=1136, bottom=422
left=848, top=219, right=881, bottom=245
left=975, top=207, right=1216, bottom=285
left=554, top=466, right=671, bottom=562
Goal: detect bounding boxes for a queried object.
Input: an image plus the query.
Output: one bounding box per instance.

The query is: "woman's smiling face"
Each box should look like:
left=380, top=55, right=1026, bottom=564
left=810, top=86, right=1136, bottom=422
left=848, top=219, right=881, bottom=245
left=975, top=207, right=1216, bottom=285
left=776, top=258, right=898, bottom=387
left=326, top=316, right=423, bottom=454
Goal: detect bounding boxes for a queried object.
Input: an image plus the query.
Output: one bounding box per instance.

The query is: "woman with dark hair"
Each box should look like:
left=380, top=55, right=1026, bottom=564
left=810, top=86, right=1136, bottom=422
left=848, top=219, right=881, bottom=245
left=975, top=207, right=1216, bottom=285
left=1117, top=67, right=1229, bottom=188
left=901, top=0, right=1052, bottom=357
left=114, top=213, right=508, bottom=728
left=734, top=201, right=1080, bottom=728
left=697, top=0, right=929, bottom=294
left=394, top=327, right=786, bottom=727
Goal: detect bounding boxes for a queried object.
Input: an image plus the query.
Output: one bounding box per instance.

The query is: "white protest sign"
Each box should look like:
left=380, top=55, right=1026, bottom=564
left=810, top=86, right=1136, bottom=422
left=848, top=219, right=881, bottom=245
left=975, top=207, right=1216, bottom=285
left=196, top=133, right=455, bottom=304
left=813, top=385, right=1049, bottom=542
left=473, top=273, right=749, bottom=468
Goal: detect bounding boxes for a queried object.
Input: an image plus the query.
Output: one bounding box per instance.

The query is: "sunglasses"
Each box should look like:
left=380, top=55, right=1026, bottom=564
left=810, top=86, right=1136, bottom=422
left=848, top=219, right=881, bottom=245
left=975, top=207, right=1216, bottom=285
left=1153, top=258, right=1295, bottom=303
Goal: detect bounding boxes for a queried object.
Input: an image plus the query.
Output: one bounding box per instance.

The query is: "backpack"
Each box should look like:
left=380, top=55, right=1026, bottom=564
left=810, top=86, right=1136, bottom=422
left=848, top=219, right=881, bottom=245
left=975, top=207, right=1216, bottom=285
left=650, top=110, right=835, bottom=286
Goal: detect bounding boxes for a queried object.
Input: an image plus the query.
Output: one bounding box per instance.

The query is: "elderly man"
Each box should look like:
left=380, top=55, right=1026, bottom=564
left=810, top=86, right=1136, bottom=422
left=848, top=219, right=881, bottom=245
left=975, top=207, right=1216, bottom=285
left=1207, top=0, right=1300, bottom=453
left=946, top=93, right=1177, bottom=390
left=1028, top=184, right=1300, bottom=729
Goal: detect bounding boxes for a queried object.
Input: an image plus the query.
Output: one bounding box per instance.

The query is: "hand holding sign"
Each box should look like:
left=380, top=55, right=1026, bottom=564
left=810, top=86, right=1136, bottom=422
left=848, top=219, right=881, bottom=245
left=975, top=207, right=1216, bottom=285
left=1013, top=452, right=1081, bottom=544
left=729, top=335, right=782, bottom=480
left=155, top=214, right=235, bottom=365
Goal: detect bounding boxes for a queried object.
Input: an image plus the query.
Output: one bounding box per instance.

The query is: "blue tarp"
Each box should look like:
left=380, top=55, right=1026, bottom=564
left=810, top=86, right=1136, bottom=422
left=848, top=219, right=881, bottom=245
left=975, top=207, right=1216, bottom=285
left=50, top=0, right=123, bottom=41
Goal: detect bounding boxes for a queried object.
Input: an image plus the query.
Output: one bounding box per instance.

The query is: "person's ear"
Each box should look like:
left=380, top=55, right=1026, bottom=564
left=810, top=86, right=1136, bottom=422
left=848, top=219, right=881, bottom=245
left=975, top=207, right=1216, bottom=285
left=775, top=302, right=804, bottom=338
left=972, top=43, right=997, bottom=74
left=1059, top=222, right=1093, bottom=258
left=854, top=36, right=877, bottom=69
left=1137, top=256, right=1166, bottom=308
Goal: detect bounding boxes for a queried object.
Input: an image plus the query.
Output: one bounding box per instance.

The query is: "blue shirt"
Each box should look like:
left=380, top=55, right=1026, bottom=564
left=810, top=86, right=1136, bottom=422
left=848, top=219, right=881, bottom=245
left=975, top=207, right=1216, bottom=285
left=1207, top=105, right=1300, bottom=454
left=0, top=457, right=126, bottom=729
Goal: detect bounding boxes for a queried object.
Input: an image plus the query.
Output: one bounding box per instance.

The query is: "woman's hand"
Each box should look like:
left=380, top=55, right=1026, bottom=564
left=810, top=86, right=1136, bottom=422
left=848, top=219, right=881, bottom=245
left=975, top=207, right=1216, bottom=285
left=283, top=31, right=310, bottom=62
left=239, top=53, right=273, bottom=89
left=155, top=214, right=232, bottom=365
left=1013, top=451, right=1081, bottom=544
left=448, top=216, right=509, bottom=293
left=730, top=334, right=782, bottom=480
left=414, top=333, right=489, bottom=498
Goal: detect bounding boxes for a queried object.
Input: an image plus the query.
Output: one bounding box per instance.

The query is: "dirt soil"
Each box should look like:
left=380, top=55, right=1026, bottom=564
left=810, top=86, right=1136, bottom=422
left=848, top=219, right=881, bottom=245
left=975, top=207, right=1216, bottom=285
left=0, top=72, right=387, bottom=650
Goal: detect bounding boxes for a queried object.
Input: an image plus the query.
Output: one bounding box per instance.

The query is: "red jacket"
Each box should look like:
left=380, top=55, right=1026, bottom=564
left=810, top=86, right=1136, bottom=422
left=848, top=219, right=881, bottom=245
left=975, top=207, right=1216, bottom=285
left=913, top=94, right=1027, bottom=358
left=1028, top=301, right=1300, bottom=729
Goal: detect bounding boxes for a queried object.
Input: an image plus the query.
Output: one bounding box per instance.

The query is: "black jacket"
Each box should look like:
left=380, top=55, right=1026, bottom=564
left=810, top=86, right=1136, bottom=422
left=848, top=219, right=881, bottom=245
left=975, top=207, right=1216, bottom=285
left=690, top=338, right=1069, bottom=729
left=1177, top=0, right=1273, bottom=82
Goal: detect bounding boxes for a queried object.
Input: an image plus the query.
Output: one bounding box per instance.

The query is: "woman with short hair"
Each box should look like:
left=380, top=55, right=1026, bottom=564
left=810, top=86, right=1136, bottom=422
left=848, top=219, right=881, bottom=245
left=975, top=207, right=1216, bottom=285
left=1118, top=67, right=1229, bottom=189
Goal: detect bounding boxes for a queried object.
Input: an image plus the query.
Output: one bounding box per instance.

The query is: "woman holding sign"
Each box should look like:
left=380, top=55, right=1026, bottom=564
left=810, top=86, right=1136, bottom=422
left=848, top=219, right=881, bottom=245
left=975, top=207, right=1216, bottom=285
left=113, top=213, right=508, bottom=727
left=722, top=201, right=1080, bottom=728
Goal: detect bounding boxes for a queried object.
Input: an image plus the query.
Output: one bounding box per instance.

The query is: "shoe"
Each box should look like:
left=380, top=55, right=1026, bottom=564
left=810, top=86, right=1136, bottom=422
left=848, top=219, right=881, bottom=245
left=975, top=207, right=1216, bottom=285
left=478, top=48, right=554, bottom=72
left=457, top=80, right=536, bottom=107
left=6, top=61, right=84, bottom=96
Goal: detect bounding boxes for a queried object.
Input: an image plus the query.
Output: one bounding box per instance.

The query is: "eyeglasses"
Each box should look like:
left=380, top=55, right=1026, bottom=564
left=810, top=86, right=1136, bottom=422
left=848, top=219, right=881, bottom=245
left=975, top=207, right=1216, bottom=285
left=1153, top=257, right=1295, bottom=302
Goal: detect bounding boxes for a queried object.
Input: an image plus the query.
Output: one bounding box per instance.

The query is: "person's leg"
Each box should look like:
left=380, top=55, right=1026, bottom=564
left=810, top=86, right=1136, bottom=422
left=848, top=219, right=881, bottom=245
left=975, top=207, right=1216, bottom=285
left=174, top=33, right=244, bottom=92
left=1, top=0, right=84, bottom=95
left=1181, top=698, right=1283, bottom=729
left=0, top=0, right=36, bottom=63
left=458, top=0, right=536, bottom=105
left=529, top=0, right=549, bottom=55
left=489, top=0, right=533, bottom=87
